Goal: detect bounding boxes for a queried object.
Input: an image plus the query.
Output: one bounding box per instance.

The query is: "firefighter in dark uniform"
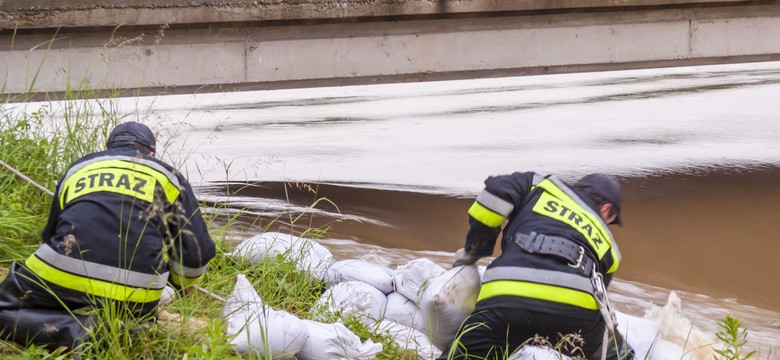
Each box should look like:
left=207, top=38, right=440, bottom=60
left=0, top=122, right=216, bottom=351
left=443, top=172, right=635, bottom=360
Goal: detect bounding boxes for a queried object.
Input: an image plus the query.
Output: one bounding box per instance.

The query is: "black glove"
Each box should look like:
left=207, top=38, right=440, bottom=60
left=452, top=248, right=479, bottom=267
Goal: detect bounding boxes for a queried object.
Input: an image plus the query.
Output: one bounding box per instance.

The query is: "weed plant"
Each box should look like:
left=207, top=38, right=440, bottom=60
left=714, top=315, right=756, bottom=360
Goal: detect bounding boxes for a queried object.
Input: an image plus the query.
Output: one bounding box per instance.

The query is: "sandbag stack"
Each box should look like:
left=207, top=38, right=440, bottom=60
left=321, top=254, right=482, bottom=359
left=298, top=320, right=383, bottom=360
left=225, top=233, right=482, bottom=359
left=221, top=232, right=664, bottom=360
left=227, top=232, right=334, bottom=281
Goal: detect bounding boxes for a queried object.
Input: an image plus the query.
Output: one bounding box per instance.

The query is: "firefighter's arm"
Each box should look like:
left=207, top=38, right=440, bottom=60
left=453, top=217, right=501, bottom=266
left=41, top=176, right=66, bottom=242
left=167, top=177, right=216, bottom=292
left=455, top=172, right=535, bottom=265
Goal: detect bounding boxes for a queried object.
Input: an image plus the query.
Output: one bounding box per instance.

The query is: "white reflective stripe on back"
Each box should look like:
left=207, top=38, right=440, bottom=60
left=482, top=266, right=594, bottom=294
left=476, top=190, right=514, bottom=216
left=34, top=245, right=167, bottom=289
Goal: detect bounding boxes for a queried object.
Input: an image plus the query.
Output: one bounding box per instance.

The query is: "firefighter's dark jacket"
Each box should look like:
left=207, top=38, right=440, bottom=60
left=466, top=171, right=621, bottom=312
left=21, top=145, right=216, bottom=308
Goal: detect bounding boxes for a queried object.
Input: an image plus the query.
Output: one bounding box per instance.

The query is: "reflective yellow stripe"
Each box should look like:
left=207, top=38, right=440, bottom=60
left=478, top=280, right=598, bottom=310
left=62, top=168, right=156, bottom=206
left=59, top=159, right=180, bottom=207
left=533, top=179, right=617, bottom=267
left=606, top=252, right=618, bottom=274
left=468, top=201, right=505, bottom=227
left=25, top=256, right=163, bottom=304
left=169, top=271, right=203, bottom=289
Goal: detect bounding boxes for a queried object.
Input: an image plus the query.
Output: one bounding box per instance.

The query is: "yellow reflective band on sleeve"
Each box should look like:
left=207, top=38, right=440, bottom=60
left=606, top=255, right=619, bottom=274
left=25, top=255, right=163, bottom=304
left=468, top=201, right=505, bottom=227
left=169, top=271, right=203, bottom=289
left=59, top=159, right=181, bottom=207
left=478, top=280, right=598, bottom=310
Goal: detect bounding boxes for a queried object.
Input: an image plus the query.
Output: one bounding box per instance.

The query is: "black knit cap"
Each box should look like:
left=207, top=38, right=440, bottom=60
left=106, top=121, right=156, bottom=152
left=578, top=173, right=622, bottom=225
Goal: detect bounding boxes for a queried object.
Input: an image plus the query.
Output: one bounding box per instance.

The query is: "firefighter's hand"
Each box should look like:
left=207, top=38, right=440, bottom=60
left=452, top=248, right=479, bottom=267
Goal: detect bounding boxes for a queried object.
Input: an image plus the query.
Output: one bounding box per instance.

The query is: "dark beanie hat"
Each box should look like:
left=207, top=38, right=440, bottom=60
left=106, top=121, right=156, bottom=152
left=577, top=173, right=622, bottom=225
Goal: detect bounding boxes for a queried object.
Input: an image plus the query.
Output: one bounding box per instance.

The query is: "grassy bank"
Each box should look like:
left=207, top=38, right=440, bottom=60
left=0, top=91, right=421, bottom=359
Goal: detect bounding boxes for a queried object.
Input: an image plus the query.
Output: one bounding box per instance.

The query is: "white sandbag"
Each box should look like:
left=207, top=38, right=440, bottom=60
left=615, top=310, right=660, bottom=359
left=221, top=274, right=309, bottom=359
left=650, top=338, right=699, bottom=360
left=221, top=274, right=264, bottom=338
left=393, top=258, right=446, bottom=303
left=317, top=281, right=388, bottom=324
left=419, top=265, right=481, bottom=350
left=375, top=320, right=442, bottom=360
left=228, top=232, right=333, bottom=280
left=384, top=292, right=424, bottom=331
left=297, top=319, right=383, bottom=360
left=326, top=259, right=395, bottom=294
left=508, top=346, right=573, bottom=360
left=477, top=265, right=487, bottom=280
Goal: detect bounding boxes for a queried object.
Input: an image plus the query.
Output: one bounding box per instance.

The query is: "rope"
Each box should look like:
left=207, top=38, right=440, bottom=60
left=196, top=286, right=226, bottom=302
left=0, top=159, right=54, bottom=196
left=592, top=270, right=617, bottom=360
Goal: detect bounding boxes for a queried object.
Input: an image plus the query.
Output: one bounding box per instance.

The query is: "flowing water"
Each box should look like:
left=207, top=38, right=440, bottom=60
left=117, top=61, right=780, bottom=356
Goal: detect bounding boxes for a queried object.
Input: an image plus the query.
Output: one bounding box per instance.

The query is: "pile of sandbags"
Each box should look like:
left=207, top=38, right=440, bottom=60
left=227, top=232, right=334, bottom=281
left=224, top=233, right=482, bottom=359
left=222, top=274, right=383, bottom=359
left=221, top=231, right=670, bottom=360
left=318, top=256, right=482, bottom=358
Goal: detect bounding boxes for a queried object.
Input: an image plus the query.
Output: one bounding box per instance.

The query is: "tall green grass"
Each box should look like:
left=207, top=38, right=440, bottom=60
left=0, top=88, right=120, bottom=261
left=0, top=89, right=416, bottom=358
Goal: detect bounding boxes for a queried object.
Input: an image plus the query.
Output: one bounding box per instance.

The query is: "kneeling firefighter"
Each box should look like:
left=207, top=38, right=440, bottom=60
left=0, top=122, right=216, bottom=351
left=442, top=172, right=635, bottom=360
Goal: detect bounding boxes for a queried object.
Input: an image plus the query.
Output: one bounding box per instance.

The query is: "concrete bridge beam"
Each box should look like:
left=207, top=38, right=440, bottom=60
left=2, top=1, right=780, bottom=96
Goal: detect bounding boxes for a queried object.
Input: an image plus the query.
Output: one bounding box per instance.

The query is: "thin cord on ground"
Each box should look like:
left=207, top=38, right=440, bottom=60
left=0, top=159, right=54, bottom=196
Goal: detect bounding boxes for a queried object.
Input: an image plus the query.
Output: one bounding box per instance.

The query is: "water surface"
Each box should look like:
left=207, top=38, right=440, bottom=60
left=121, top=61, right=780, bottom=354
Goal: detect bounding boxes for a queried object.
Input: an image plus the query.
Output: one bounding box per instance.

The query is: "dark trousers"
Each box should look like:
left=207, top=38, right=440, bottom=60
left=0, top=262, right=154, bottom=351
left=439, top=301, right=635, bottom=360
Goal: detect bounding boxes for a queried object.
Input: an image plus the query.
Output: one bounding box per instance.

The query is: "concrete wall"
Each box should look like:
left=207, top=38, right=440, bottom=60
left=2, top=0, right=780, bottom=96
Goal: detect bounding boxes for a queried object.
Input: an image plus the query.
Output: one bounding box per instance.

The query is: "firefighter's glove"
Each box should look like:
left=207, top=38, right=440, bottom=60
left=452, top=248, right=479, bottom=267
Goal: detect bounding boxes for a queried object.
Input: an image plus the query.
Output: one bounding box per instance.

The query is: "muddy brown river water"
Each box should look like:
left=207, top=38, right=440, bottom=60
left=111, top=61, right=780, bottom=354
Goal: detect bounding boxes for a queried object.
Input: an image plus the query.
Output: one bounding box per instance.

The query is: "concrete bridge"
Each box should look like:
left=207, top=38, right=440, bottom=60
left=2, top=0, right=780, bottom=97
